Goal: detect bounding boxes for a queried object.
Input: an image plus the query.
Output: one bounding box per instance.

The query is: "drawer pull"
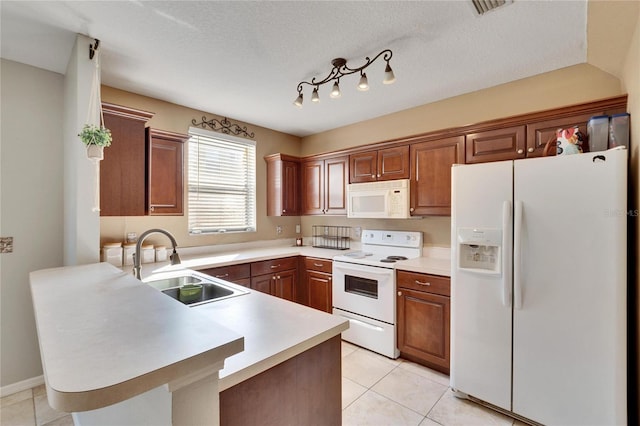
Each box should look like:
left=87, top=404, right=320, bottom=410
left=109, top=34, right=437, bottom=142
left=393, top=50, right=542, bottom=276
left=215, top=273, right=229, bottom=278
left=415, top=280, right=431, bottom=286
left=313, top=263, right=324, bottom=267
left=270, top=264, right=281, bottom=269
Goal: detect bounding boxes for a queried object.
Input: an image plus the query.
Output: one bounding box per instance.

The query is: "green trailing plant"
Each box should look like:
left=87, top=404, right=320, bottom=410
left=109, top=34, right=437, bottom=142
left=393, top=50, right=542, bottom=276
left=78, top=124, right=112, bottom=147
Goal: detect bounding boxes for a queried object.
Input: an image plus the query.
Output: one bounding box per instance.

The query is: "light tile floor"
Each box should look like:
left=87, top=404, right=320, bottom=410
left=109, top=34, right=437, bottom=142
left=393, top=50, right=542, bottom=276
left=1, top=385, right=72, bottom=426
left=340, top=341, right=525, bottom=426
left=1, top=342, right=523, bottom=426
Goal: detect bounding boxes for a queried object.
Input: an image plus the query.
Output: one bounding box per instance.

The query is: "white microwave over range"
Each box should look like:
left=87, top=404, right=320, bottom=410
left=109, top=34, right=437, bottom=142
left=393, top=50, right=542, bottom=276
left=347, top=179, right=410, bottom=219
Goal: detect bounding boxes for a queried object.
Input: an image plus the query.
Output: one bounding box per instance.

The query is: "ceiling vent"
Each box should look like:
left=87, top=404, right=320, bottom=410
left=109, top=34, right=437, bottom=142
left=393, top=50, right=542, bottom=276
left=471, top=0, right=512, bottom=15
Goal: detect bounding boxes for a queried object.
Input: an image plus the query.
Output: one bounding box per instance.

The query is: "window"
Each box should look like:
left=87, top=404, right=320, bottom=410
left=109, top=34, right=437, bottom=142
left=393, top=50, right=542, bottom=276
left=188, top=127, right=256, bottom=234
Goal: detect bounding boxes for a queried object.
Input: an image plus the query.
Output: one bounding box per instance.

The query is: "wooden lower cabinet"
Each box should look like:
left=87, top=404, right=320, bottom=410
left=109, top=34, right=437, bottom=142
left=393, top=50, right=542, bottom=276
left=302, top=257, right=332, bottom=313
left=198, top=263, right=251, bottom=287
left=397, top=271, right=450, bottom=374
left=219, top=335, right=341, bottom=426
left=250, top=257, right=298, bottom=301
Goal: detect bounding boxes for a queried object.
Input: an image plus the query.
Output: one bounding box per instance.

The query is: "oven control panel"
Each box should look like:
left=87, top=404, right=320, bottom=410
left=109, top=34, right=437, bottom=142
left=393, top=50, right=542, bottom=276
left=361, top=230, right=422, bottom=248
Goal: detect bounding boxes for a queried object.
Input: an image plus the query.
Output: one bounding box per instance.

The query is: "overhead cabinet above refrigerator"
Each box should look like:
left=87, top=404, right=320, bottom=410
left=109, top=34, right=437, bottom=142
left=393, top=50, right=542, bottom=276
left=450, top=148, right=628, bottom=425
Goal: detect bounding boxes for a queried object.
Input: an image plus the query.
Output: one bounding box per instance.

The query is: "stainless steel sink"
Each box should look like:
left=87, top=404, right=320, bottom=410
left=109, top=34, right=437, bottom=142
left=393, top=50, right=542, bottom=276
left=149, top=275, right=202, bottom=288
left=144, top=270, right=249, bottom=306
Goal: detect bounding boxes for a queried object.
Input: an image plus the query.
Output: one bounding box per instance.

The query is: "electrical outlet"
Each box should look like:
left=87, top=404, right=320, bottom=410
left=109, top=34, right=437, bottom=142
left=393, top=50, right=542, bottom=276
left=353, top=227, right=362, bottom=239
left=295, top=224, right=301, bottom=234
left=1, top=237, right=14, bottom=253
left=276, top=225, right=282, bottom=235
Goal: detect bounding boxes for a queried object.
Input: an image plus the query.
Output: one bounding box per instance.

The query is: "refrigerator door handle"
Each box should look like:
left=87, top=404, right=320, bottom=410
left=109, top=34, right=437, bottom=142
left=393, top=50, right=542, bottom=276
left=514, top=200, right=523, bottom=309
left=502, top=200, right=512, bottom=308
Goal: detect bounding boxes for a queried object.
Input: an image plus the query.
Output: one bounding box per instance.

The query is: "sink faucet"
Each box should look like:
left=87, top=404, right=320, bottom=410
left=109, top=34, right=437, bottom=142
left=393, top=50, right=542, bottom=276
left=133, top=228, right=181, bottom=279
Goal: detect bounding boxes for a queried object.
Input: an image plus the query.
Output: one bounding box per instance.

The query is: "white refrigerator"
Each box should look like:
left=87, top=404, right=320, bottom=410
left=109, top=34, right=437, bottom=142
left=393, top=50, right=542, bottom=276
left=450, top=148, right=627, bottom=425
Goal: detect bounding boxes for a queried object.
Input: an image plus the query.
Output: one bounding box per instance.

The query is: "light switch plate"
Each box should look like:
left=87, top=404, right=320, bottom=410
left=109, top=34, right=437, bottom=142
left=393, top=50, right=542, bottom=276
left=276, top=225, right=282, bottom=235
left=295, top=224, right=301, bottom=234
left=1, top=237, right=14, bottom=253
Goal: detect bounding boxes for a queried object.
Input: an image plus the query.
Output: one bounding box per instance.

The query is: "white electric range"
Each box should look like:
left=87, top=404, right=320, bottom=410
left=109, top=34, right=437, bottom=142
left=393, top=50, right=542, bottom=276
left=332, top=229, right=422, bottom=358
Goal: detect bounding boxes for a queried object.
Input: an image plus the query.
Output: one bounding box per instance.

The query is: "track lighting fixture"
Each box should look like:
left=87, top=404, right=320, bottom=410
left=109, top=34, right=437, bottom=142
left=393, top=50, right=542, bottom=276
left=293, top=49, right=395, bottom=107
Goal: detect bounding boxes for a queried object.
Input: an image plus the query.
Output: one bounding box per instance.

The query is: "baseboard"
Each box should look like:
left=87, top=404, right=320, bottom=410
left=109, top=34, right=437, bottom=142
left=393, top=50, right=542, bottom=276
left=0, top=375, right=44, bottom=397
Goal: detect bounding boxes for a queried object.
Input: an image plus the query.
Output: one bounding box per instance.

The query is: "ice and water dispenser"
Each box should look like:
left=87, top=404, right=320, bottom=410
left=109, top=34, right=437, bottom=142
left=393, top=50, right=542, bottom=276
left=457, top=228, right=502, bottom=274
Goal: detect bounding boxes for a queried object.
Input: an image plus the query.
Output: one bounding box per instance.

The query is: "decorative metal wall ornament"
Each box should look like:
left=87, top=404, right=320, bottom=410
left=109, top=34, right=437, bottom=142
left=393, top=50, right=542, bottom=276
left=293, top=49, right=395, bottom=107
left=191, top=116, right=255, bottom=139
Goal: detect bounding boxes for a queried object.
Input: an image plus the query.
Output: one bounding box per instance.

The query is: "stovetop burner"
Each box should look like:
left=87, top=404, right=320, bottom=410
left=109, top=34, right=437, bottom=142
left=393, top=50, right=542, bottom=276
left=387, top=256, right=408, bottom=261
left=379, top=255, right=409, bottom=263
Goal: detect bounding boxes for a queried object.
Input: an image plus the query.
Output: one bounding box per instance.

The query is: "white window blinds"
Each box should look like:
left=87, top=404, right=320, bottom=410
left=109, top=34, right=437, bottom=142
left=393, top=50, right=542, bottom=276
left=188, top=128, right=256, bottom=234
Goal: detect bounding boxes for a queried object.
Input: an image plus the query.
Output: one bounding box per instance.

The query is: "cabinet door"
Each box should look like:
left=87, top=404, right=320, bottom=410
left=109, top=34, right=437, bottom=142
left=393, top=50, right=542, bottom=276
left=526, top=113, right=599, bottom=157
left=250, top=274, right=274, bottom=295
left=350, top=151, right=377, bottom=183
left=324, top=155, right=348, bottom=215
left=410, top=136, right=464, bottom=216
left=274, top=269, right=296, bottom=302
left=378, top=145, right=410, bottom=181
left=147, top=129, right=188, bottom=215
left=281, top=160, right=300, bottom=215
left=397, top=288, right=450, bottom=373
left=466, top=126, right=526, bottom=163
left=265, top=154, right=300, bottom=216
left=100, top=103, right=153, bottom=216
left=307, top=271, right=332, bottom=313
left=301, top=159, right=324, bottom=215
left=199, top=263, right=251, bottom=282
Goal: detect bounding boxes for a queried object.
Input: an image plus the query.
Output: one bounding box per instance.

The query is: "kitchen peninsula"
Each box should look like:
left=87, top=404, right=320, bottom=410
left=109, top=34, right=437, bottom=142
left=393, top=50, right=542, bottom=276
left=30, top=261, right=348, bottom=425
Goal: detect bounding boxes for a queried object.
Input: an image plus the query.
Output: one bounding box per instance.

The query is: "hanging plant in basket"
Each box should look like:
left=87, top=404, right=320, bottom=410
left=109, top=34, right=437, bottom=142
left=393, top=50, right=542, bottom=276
left=79, top=124, right=112, bottom=160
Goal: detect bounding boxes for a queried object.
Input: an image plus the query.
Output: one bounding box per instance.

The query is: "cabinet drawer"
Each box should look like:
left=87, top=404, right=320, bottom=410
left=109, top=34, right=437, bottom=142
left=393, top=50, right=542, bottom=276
left=251, top=257, right=298, bottom=276
left=199, top=263, right=251, bottom=281
left=397, top=270, right=450, bottom=296
left=304, top=257, right=332, bottom=273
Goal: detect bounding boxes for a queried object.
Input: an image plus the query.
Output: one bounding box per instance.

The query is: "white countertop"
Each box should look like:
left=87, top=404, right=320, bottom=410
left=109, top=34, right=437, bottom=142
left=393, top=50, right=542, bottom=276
left=134, top=240, right=451, bottom=277
left=30, top=263, right=244, bottom=412
left=191, top=286, right=349, bottom=391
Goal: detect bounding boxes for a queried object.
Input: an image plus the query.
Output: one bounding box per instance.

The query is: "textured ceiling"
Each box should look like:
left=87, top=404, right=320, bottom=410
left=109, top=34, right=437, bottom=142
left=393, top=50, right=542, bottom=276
left=1, top=1, right=588, bottom=137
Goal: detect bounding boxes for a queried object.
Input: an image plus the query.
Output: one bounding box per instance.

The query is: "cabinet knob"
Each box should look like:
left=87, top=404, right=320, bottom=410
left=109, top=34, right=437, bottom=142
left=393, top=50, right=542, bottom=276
left=272, top=276, right=276, bottom=280
left=410, top=207, right=414, bottom=212
left=283, top=209, right=286, bottom=213
left=371, top=174, right=375, bottom=178
left=377, top=174, right=381, bottom=178
left=397, top=291, right=402, bottom=296
left=277, top=275, right=281, bottom=279
left=527, top=147, right=534, bottom=153
left=517, top=149, right=524, bottom=154
left=150, top=206, right=155, bottom=212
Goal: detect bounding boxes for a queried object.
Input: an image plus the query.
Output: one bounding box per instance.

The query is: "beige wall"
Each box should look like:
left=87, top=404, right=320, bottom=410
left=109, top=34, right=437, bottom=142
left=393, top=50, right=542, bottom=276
left=100, top=87, right=302, bottom=248
left=618, top=3, right=640, bottom=422
left=1, top=60, right=64, bottom=387
left=299, top=63, right=624, bottom=246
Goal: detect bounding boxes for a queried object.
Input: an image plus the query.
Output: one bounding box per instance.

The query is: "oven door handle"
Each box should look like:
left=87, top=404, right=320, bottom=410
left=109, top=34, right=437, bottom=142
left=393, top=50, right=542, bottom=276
left=334, top=311, right=384, bottom=332
left=333, top=262, right=394, bottom=277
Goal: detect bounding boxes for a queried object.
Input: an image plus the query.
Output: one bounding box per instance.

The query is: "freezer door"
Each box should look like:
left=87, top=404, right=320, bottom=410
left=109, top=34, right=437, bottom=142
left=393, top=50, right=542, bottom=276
left=512, top=149, right=627, bottom=425
left=450, top=160, right=513, bottom=411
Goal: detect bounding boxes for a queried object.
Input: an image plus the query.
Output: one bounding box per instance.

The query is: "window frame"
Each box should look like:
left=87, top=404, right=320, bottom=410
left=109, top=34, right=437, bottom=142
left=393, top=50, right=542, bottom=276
left=187, top=127, right=257, bottom=235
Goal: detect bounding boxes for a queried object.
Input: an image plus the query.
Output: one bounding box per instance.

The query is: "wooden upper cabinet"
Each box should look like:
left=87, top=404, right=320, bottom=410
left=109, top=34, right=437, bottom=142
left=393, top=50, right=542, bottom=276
left=350, top=146, right=409, bottom=183
left=100, top=103, right=154, bottom=216
left=465, top=126, right=526, bottom=163
left=301, top=155, right=348, bottom=215
left=146, top=128, right=189, bottom=215
left=301, top=159, right=324, bottom=215
left=265, top=154, right=300, bottom=216
left=324, top=155, right=348, bottom=215
left=410, top=136, right=464, bottom=216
